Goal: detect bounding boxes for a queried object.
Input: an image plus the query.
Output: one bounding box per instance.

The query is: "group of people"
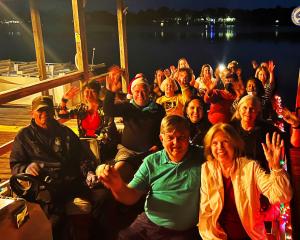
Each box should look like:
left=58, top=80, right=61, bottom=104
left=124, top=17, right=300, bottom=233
left=8, top=57, right=300, bottom=240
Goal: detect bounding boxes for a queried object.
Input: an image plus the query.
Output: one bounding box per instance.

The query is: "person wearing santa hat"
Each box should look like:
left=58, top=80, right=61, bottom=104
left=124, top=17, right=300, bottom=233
left=97, top=66, right=165, bottom=182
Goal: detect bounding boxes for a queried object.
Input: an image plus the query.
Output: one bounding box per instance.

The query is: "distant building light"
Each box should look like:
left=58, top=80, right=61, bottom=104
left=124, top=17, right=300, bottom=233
left=160, top=22, right=164, bottom=27
left=225, top=17, right=236, bottom=23
left=1, top=19, right=21, bottom=24
left=225, top=31, right=234, bottom=40
left=275, top=19, right=280, bottom=23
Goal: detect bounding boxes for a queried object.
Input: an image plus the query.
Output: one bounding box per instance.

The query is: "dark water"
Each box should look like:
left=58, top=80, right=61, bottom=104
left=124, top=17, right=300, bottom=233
left=0, top=23, right=300, bottom=109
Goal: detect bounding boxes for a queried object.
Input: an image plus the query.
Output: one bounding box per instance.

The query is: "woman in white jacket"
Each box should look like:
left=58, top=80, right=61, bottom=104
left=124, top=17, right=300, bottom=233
left=198, top=123, right=292, bottom=240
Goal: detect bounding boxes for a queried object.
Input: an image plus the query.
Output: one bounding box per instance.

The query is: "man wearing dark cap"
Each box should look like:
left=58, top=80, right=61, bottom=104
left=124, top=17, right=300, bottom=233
left=10, top=95, right=95, bottom=240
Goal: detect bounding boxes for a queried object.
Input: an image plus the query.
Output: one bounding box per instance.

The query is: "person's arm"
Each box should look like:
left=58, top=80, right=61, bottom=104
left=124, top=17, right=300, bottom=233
left=103, top=66, right=130, bottom=117
left=251, top=60, right=258, bottom=71
left=99, top=164, right=144, bottom=205
left=256, top=132, right=292, bottom=203
left=203, top=79, right=218, bottom=103
left=198, top=165, right=224, bottom=240
left=281, top=108, right=300, bottom=147
left=204, top=88, right=219, bottom=104
left=103, top=90, right=132, bottom=117
left=57, top=86, right=80, bottom=118
left=157, top=77, right=164, bottom=89
left=10, top=132, right=33, bottom=175
left=268, top=60, right=275, bottom=87
left=194, top=78, right=200, bottom=89
left=189, top=74, right=196, bottom=88
left=291, top=126, right=300, bottom=148
left=181, top=84, right=192, bottom=103
left=10, top=133, right=44, bottom=176
left=106, top=65, right=123, bottom=93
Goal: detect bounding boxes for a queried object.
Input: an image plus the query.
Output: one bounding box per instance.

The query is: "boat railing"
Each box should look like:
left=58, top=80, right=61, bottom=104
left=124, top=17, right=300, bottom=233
left=0, top=71, right=108, bottom=155
left=0, top=180, right=10, bottom=196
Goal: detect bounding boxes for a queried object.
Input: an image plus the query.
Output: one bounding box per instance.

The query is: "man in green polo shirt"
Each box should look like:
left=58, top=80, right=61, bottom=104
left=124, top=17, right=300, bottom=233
left=99, top=115, right=203, bottom=240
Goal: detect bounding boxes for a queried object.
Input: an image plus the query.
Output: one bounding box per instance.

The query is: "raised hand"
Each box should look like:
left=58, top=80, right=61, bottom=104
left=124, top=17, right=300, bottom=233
left=261, top=132, right=284, bottom=170
left=214, top=67, right=220, bottom=79
left=268, top=60, right=275, bottom=73
left=236, top=67, right=242, bottom=78
left=281, top=107, right=300, bottom=128
left=207, top=80, right=217, bottom=91
left=251, top=60, right=258, bottom=69
left=106, top=65, right=123, bottom=92
left=63, top=86, right=80, bottom=100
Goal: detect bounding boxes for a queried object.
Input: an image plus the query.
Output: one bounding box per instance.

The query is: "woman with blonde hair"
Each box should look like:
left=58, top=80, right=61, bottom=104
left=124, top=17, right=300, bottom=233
left=152, top=69, right=165, bottom=100
left=194, top=64, right=216, bottom=96
left=255, top=62, right=275, bottom=116
left=230, top=95, right=282, bottom=171
left=199, top=123, right=292, bottom=240
left=174, top=57, right=196, bottom=86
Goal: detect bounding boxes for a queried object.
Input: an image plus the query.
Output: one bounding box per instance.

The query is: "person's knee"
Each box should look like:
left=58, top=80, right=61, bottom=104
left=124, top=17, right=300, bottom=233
left=117, top=227, right=140, bottom=240
left=65, top=197, right=92, bottom=215
left=114, top=161, right=135, bottom=183
left=95, top=164, right=106, bottom=177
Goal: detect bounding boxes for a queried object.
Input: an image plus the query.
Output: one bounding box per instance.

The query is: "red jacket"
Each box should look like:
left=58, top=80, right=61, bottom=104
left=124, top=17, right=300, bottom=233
left=204, top=89, right=236, bottom=124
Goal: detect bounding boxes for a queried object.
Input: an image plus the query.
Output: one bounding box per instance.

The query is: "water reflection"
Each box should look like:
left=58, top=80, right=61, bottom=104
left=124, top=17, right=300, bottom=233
left=8, top=31, right=21, bottom=36
left=152, top=24, right=298, bottom=43
left=154, top=24, right=236, bottom=41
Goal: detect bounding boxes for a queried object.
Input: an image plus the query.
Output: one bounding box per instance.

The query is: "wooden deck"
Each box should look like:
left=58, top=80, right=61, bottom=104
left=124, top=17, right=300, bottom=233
left=0, top=105, right=78, bottom=182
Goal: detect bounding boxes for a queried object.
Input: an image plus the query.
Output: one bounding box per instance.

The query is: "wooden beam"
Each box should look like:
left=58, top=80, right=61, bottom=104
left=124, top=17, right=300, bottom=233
left=116, top=0, right=129, bottom=93
left=71, top=0, right=89, bottom=82
left=0, top=72, right=108, bottom=105
left=0, top=180, right=10, bottom=196
left=0, top=140, right=13, bottom=156
left=29, top=0, right=47, bottom=87
left=0, top=72, right=84, bottom=105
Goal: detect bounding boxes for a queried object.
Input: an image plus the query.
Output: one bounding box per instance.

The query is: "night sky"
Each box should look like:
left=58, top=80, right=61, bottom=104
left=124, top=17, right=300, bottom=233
left=2, top=0, right=299, bottom=12
left=87, top=0, right=299, bottom=12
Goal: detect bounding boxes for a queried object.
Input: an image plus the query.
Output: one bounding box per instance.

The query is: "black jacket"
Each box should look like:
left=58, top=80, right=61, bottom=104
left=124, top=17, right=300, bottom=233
left=10, top=119, right=94, bottom=180
left=230, top=119, right=284, bottom=172
left=104, top=90, right=165, bottom=152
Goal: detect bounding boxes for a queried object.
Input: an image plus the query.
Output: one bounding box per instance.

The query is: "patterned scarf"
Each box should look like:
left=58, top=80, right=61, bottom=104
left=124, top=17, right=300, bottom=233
left=130, top=99, right=159, bottom=113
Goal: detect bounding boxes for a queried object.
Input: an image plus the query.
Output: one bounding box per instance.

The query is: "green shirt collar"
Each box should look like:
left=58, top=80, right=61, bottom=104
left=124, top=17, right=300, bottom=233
left=161, top=147, right=191, bottom=165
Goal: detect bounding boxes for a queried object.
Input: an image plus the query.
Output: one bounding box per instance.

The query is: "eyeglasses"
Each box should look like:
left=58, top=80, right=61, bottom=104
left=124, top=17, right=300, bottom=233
left=163, top=134, right=189, bottom=143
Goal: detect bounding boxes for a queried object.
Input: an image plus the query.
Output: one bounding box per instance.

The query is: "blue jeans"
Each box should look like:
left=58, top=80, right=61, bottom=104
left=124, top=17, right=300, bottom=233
left=118, top=212, right=201, bottom=240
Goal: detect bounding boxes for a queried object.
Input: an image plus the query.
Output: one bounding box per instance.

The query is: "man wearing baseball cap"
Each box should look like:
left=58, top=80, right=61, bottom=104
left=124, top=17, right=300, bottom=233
left=10, top=95, right=95, bottom=239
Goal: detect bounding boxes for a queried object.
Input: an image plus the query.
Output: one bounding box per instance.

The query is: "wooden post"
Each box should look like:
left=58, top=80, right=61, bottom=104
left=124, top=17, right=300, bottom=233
left=72, top=0, right=89, bottom=84
left=29, top=0, right=48, bottom=96
left=116, top=0, right=129, bottom=93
